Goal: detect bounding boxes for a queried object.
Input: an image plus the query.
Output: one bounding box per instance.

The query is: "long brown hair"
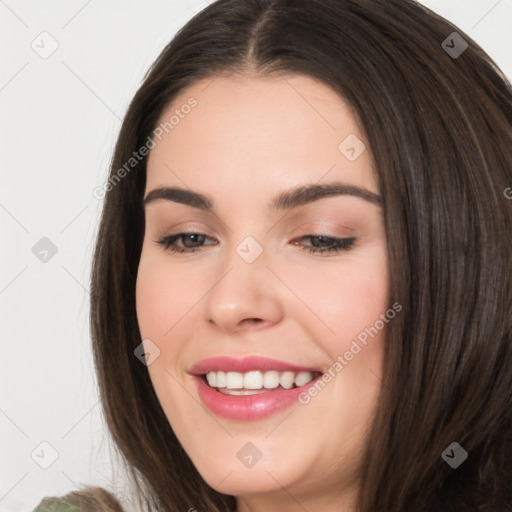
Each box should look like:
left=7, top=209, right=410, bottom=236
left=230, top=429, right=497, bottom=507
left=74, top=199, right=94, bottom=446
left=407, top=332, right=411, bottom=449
left=87, top=1, right=512, bottom=510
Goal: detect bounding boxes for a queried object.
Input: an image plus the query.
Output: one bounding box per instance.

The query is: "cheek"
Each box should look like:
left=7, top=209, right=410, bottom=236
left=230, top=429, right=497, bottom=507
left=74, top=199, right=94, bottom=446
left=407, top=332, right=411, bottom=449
left=282, top=253, right=389, bottom=348
left=135, top=254, right=198, bottom=406
left=135, top=252, right=202, bottom=340
left=339, top=266, right=389, bottom=338
left=136, top=267, right=170, bottom=337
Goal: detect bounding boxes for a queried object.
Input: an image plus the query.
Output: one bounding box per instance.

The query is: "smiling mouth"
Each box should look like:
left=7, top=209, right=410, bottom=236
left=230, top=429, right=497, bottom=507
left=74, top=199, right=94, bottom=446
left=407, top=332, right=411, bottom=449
left=203, top=370, right=322, bottom=395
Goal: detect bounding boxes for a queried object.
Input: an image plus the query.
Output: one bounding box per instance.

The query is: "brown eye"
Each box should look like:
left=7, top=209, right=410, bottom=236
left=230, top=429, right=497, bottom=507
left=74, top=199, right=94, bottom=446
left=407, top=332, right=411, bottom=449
left=296, top=236, right=356, bottom=254
left=156, top=233, right=217, bottom=253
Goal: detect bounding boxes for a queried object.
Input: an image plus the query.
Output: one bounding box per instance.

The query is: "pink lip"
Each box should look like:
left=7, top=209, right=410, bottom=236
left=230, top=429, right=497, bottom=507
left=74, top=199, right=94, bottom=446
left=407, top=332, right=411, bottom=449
left=189, top=356, right=322, bottom=421
left=189, top=356, right=320, bottom=375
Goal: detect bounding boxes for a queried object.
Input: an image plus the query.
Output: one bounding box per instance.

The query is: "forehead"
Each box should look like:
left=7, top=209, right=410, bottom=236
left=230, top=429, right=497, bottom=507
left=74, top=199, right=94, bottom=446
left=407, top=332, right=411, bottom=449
left=146, top=73, right=378, bottom=198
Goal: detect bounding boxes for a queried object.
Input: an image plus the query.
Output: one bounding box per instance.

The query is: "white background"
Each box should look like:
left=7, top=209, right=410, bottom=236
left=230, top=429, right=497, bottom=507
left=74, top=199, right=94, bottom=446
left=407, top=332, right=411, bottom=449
left=1, top=1, right=511, bottom=511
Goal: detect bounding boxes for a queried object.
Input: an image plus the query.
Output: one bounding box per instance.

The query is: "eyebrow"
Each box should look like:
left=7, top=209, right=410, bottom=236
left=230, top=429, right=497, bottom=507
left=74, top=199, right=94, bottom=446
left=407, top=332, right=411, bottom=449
left=143, top=182, right=382, bottom=211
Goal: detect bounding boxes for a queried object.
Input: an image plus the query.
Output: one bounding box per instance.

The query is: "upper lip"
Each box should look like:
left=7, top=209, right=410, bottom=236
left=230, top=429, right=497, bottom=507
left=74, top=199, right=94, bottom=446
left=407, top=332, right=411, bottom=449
left=189, top=356, right=322, bottom=375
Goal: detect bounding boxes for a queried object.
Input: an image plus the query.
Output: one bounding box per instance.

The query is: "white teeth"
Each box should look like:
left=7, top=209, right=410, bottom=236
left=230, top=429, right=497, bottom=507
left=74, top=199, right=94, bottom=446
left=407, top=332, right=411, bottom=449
left=225, top=371, right=244, bottom=389
left=263, top=370, right=280, bottom=389
left=216, top=371, right=226, bottom=388
left=206, top=372, right=217, bottom=387
left=280, top=371, right=295, bottom=389
left=218, top=388, right=268, bottom=396
left=244, top=371, right=263, bottom=389
left=295, top=371, right=314, bottom=387
left=205, top=369, right=316, bottom=391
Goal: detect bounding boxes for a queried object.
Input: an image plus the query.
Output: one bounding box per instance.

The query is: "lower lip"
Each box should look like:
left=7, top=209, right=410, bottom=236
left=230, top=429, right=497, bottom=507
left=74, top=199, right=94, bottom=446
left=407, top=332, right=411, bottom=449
left=194, top=375, right=320, bottom=420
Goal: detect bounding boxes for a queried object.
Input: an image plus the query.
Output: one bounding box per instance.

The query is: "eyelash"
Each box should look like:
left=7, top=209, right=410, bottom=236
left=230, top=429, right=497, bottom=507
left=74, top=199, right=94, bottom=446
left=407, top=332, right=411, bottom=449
left=155, top=233, right=356, bottom=255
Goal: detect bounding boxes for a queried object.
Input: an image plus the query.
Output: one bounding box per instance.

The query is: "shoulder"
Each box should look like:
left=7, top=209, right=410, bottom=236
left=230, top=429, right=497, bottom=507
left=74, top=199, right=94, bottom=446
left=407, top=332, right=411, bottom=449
left=32, top=486, right=125, bottom=511
left=32, top=486, right=125, bottom=512
left=32, top=499, right=83, bottom=512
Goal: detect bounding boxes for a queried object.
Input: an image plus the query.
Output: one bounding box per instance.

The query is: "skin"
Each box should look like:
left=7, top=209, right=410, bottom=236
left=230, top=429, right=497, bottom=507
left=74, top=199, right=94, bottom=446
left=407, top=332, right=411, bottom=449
left=135, top=72, right=389, bottom=512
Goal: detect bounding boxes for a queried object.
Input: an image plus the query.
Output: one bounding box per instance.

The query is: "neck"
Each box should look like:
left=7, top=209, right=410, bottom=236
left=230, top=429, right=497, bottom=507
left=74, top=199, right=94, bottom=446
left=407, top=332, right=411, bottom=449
left=235, top=482, right=358, bottom=512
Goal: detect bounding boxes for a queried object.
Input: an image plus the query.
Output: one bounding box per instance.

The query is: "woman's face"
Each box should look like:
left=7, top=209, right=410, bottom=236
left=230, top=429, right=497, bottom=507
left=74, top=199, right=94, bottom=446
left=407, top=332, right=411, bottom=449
left=136, top=73, right=389, bottom=510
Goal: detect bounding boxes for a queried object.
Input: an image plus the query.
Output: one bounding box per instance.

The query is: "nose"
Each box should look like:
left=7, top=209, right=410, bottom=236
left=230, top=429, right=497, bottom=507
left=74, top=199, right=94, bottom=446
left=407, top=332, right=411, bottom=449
left=202, top=241, right=285, bottom=334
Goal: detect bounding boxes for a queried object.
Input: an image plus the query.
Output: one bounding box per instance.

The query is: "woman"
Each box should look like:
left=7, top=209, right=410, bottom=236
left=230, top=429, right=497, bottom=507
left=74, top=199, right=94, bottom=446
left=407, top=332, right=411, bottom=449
left=34, top=0, right=512, bottom=510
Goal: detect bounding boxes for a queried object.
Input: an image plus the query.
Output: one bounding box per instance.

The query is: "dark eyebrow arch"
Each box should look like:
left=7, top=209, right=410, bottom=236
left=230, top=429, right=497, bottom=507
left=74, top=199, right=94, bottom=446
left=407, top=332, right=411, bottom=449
left=143, top=182, right=382, bottom=211
left=270, top=182, right=381, bottom=210
left=144, top=187, right=213, bottom=210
